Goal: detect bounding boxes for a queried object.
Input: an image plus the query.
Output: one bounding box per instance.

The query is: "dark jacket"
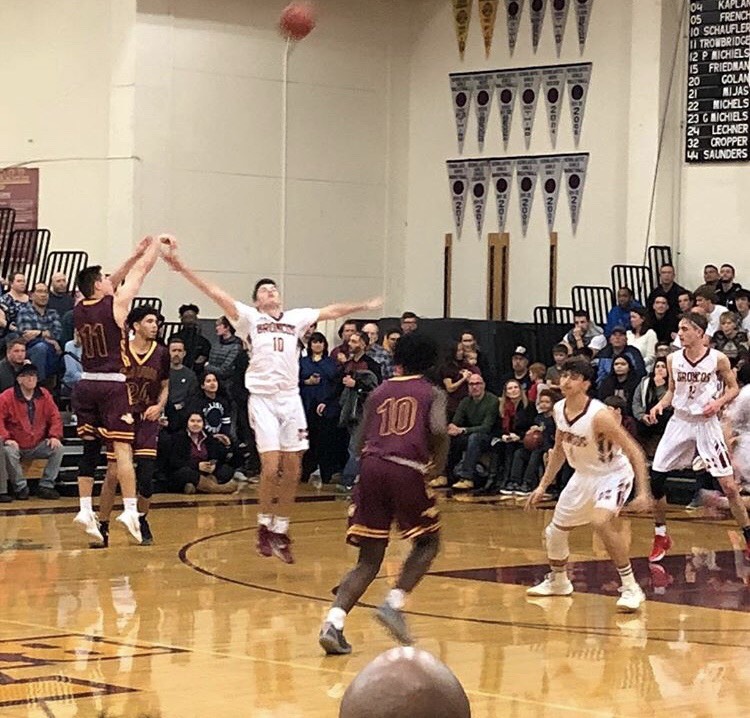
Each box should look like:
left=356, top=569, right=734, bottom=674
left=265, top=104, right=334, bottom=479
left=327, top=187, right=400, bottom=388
left=299, top=354, right=339, bottom=419
left=0, top=385, right=63, bottom=449
left=0, top=359, right=22, bottom=393
left=598, top=368, right=641, bottom=416
left=167, top=430, right=228, bottom=473
left=186, top=392, right=233, bottom=438
left=205, top=335, right=244, bottom=382
left=172, top=326, right=211, bottom=372
left=595, top=345, right=646, bottom=387
left=339, top=370, right=380, bottom=429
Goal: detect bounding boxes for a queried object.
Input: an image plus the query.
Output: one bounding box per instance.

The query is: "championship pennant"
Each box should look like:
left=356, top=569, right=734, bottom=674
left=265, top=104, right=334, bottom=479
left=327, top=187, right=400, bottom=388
left=562, top=153, right=588, bottom=233
left=515, top=157, right=540, bottom=235
left=490, top=158, right=515, bottom=232
left=496, top=70, right=519, bottom=148
left=519, top=68, right=542, bottom=149
left=452, top=0, right=472, bottom=59
left=566, top=63, right=592, bottom=146
left=541, top=66, right=567, bottom=147
left=504, top=0, right=525, bottom=55
left=474, top=73, right=495, bottom=151
left=573, top=0, right=594, bottom=54
left=550, top=0, right=571, bottom=56
left=447, top=160, right=471, bottom=236
left=450, top=74, right=475, bottom=153
left=478, top=0, right=500, bottom=58
left=468, top=160, right=490, bottom=235
left=539, top=155, right=563, bottom=232
left=529, top=0, right=548, bottom=53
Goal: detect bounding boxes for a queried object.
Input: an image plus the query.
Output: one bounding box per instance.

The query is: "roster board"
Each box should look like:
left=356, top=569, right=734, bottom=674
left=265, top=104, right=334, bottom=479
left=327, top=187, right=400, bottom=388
left=685, top=0, right=750, bottom=163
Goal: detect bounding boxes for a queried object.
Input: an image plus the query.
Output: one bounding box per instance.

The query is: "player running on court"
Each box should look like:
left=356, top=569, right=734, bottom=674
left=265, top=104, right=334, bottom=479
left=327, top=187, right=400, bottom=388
left=647, top=312, right=745, bottom=561
left=162, top=244, right=381, bottom=563
left=319, top=332, right=449, bottom=654
left=97, top=305, right=170, bottom=547
left=526, top=356, right=652, bottom=612
left=73, top=236, right=164, bottom=545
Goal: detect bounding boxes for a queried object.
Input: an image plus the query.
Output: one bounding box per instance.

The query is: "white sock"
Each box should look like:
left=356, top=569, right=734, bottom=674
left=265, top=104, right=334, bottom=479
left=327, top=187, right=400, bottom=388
left=617, top=564, right=638, bottom=590
left=79, top=497, right=93, bottom=512
left=655, top=525, right=667, bottom=537
left=123, top=498, right=138, bottom=513
left=326, top=607, right=346, bottom=630
left=385, top=588, right=406, bottom=610
left=273, top=516, right=290, bottom=535
left=258, top=513, right=273, bottom=528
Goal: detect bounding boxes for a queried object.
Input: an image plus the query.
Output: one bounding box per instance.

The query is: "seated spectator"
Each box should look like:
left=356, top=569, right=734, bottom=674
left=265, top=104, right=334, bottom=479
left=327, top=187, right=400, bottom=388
left=299, top=331, right=340, bottom=484
left=47, top=272, right=75, bottom=317
left=440, top=343, right=475, bottom=420
left=204, top=316, right=244, bottom=389
left=527, top=362, right=548, bottom=404
left=715, top=264, right=742, bottom=310
left=603, top=395, right=638, bottom=439
left=648, top=295, right=678, bottom=343
left=677, top=290, right=695, bottom=314
left=0, top=272, right=30, bottom=340
left=62, top=333, right=83, bottom=397
left=703, top=264, right=720, bottom=286
left=493, top=380, right=538, bottom=496
left=0, top=340, right=27, bottom=392
left=694, top=284, right=727, bottom=336
left=459, top=330, right=495, bottom=391
left=655, top=341, right=672, bottom=359
left=499, top=346, right=532, bottom=393
left=382, top=327, right=401, bottom=363
left=187, top=372, right=233, bottom=441
left=561, top=310, right=606, bottom=356
left=16, top=282, right=63, bottom=383
left=712, top=312, right=749, bottom=367
left=363, top=322, right=395, bottom=379
left=646, top=264, right=686, bottom=322
left=604, top=287, right=641, bottom=337
left=598, top=354, right=640, bottom=415
left=172, top=304, right=211, bottom=375
left=627, top=306, right=658, bottom=371
left=632, top=357, right=671, bottom=456
left=506, top=389, right=556, bottom=497
left=444, top=375, right=497, bottom=491
left=164, top=412, right=237, bottom=494
left=400, top=311, right=419, bottom=335
left=734, top=289, right=750, bottom=332
left=331, top=319, right=358, bottom=364
left=595, top=326, right=646, bottom=387
left=0, top=363, right=63, bottom=500
left=545, top=343, right=570, bottom=390
left=166, top=337, right=199, bottom=431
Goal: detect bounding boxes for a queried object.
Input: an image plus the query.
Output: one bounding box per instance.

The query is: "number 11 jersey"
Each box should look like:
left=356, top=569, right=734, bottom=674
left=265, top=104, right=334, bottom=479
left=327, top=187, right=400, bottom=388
left=232, top=302, right=319, bottom=395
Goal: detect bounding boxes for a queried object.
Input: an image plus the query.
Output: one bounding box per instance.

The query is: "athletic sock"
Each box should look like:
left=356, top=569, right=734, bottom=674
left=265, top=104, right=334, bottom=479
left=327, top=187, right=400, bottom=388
left=550, top=564, right=567, bottom=575
left=80, top=497, right=93, bottom=512
left=258, top=513, right=273, bottom=528
left=272, top=516, right=290, bottom=535
left=326, top=607, right=347, bottom=630
left=385, top=588, right=406, bottom=610
left=654, top=524, right=667, bottom=537
left=123, top=498, right=138, bottom=513
left=617, top=564, right=638, bottom=590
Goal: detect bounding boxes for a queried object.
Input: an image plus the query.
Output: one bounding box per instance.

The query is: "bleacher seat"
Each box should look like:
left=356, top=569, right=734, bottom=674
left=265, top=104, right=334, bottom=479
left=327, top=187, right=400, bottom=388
left=0, top=207, right=16, bottom=250
left=1, top=228, right=51, bottom=287
left=571, top=285, right=613, bottom=327
left=132, top=296, right=163, bottom=316
left=610, top=264, right=653, bottom=307
left=647, top=245, right=673, bottom=288
left=533, top=306, right=575, bottom=325
left=41, top=250, right=89, bottom=290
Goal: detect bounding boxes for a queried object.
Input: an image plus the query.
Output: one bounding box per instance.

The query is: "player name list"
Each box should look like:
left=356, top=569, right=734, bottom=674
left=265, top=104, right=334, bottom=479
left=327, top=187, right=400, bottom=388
left=686, top=0, right=750, bottom=163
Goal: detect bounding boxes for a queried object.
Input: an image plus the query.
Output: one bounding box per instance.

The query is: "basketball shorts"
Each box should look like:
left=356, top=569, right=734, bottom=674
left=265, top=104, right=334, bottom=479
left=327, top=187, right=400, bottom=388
left=552, top=470, right=634, bottom=528
left=248, top=391, right=308, bottom=453
left=652, top=413, right=733, bottom=478
left=346, top=456, right=440, bottom=546
left=72, top=379, right=134, bottom=444
left=105, top=414, right=160, bottom=461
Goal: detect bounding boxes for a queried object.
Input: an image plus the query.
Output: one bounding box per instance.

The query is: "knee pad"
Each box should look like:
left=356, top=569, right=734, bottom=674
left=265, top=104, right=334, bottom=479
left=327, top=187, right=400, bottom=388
left=136, top=458, right=156, bottom=499
left=650, top=470, right=668, bottom=501
left=543, top=523, right=570, bottom=562
left=79, top=439, right=102, bottom=478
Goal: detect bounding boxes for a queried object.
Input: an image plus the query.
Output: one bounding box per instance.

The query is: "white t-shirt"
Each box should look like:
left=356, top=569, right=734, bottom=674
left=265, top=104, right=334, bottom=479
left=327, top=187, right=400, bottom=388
left=231, top=302, right=319, bottom=395
left=627, top=329, right=658, bottom=371
left=708, top=304, right=727, bottom=336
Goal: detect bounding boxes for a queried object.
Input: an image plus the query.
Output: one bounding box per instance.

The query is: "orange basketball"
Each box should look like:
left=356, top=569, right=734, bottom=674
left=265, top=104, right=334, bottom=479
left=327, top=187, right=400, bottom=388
left=279, top=2, right=317, bottom=41
left=523, top=430, right=543, bottom=451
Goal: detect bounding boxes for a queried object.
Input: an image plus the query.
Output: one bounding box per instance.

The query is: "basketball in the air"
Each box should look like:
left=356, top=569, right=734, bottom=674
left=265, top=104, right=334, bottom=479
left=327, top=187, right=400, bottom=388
left=279, top=2, right=317, bottom=41
left=523, top=430, right=543, bottom=451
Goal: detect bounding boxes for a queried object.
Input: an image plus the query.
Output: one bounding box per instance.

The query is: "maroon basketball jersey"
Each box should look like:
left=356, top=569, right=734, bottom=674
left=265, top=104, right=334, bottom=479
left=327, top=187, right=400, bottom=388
left=121, top=340, right=170, bottom=412
left=73, top=295, right=126, bottom=373
left=361, top=376, right=442, bottom=465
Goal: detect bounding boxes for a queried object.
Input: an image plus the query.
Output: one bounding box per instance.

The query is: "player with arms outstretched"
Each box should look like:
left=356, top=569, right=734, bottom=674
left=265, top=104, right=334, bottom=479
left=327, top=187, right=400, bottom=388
left=73, top=236, right=164, bottom=545
left=163, top=245, right=382, bottom=563
left=648, top=312, right=745, bottom=561
left=319, top=332, right=448, bottom=654
left=526, top=356, right=652, bottom=612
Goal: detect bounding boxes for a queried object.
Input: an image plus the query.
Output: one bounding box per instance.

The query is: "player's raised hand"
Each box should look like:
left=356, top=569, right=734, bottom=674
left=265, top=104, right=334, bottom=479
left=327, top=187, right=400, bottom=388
left=134, top=236, right=154, bottom=257
left=162, top=247, right=185, bottom=272
left=159, top=234, right=177, bottom=250
left=363, top=296, right=384, bottom=311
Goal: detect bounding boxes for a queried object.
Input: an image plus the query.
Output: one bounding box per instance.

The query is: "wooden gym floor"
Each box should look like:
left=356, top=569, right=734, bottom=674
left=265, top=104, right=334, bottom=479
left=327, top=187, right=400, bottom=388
left=1, top=486, right=750, bottom=717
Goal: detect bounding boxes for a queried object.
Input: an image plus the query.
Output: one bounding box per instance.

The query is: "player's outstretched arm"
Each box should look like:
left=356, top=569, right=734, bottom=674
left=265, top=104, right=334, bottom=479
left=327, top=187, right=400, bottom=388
left=109, top=236, right=153, bottom=288
left=112, top=237, right=160, bottom=326
left=318, top=297, right=383, bottom=322
left=162, top=245, right=240, bottom=321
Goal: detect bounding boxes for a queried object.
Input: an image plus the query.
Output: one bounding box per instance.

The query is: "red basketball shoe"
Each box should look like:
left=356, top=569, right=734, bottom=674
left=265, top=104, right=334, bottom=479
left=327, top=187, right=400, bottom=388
left=648, top=534, right=672, bottom=563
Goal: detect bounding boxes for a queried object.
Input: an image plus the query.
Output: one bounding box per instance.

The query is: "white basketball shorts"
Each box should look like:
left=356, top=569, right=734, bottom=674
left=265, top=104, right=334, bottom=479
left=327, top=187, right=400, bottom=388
left=248, top=391, right=309, bottom=454
left=553, top=470, right=634, bottom=528
left=652, top=413, right=733, bottom=478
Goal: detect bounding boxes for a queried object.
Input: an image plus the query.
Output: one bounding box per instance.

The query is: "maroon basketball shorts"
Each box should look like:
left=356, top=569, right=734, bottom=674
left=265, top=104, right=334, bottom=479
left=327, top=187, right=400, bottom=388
left=346, top=456, right=440, bottom=546
left=72, top=379, right=134, bottom=444
left=105, top=414, right=159, bottom=461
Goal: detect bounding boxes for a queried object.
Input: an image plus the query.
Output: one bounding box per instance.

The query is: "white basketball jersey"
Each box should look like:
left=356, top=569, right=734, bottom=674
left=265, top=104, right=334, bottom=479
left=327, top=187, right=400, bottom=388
left=553, top=398, right=631, bottom=478
left=232, top=302, right=319, bottom=395
left=671, top=348, right=723, bottom=416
